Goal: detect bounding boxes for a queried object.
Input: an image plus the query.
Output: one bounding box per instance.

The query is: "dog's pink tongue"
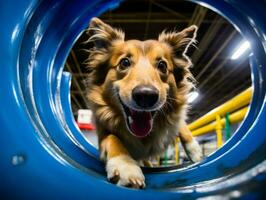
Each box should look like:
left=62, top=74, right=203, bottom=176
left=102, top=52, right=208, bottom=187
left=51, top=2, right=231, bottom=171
left=129, top=110, right=152, bottom=138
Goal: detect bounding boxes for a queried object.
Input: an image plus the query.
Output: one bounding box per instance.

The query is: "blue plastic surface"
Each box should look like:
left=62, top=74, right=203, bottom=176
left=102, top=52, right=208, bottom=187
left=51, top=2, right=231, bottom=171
left=0, top=0, right=265, bottom=199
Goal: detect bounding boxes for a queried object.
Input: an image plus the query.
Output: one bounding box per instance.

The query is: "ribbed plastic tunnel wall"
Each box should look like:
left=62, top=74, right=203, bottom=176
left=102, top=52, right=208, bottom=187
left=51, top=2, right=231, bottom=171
left=0, top=0, right=265, bottom=199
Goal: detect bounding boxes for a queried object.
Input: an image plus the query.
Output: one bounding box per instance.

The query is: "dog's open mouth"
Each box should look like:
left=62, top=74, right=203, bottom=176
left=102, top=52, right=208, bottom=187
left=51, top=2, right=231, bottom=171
left=119, top=98, right=156, bottom=138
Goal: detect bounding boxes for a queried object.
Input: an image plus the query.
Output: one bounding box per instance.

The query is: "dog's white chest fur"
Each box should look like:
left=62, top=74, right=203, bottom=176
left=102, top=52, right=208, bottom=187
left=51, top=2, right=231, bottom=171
left=118, top=124, right=178, bottom=160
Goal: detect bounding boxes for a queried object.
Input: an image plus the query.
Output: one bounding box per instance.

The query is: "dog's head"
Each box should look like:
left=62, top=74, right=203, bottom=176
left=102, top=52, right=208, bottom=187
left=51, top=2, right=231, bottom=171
left=86, top=18, right=197, bottom=138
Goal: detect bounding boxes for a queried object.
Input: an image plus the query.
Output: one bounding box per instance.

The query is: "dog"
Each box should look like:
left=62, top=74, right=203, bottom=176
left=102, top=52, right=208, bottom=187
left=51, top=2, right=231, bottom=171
left=85, top=17, right=202, bottom=189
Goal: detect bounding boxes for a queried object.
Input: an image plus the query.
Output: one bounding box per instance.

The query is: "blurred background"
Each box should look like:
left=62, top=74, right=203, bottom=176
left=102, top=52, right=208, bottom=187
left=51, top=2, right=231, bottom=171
left=64, top=0, right=252, bottom=166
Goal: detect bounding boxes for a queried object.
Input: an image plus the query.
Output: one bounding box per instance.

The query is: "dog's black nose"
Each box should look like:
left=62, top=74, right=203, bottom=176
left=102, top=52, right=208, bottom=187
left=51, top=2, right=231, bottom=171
left=132, top=86, right=159, bottom=108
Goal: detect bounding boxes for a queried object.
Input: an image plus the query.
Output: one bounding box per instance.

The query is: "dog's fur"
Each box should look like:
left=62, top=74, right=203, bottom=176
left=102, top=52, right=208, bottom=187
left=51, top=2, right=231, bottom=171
left=85, top=17, right=202, bottom=188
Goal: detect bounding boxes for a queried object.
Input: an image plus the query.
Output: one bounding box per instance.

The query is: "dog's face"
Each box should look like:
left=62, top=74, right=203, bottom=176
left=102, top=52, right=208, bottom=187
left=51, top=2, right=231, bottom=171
left=86, top=18, right=197, bottom=138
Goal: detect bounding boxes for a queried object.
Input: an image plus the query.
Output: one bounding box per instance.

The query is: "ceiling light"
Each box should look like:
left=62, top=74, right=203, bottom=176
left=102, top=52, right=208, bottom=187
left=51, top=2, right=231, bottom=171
left=231, top=40, right=250, bottom=60
left=188, top=91, right=199, bottom=103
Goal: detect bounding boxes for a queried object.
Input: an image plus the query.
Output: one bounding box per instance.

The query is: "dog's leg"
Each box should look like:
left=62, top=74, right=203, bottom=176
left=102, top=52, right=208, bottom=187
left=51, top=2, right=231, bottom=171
left=100, top=134, right=145, bottom=188
left=142, top=160, right=153, bottom=167
left=178, top=121, right=203, bottom=162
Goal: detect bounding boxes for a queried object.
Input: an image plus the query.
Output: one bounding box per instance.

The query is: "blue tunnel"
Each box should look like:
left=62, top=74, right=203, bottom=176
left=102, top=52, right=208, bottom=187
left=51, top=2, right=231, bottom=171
left=0, top=0, right=265, bottom=199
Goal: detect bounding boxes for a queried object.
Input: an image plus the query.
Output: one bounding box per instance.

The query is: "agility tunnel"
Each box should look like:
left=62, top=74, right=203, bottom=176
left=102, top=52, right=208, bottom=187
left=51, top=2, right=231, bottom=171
left=0, top=0, right=265, bottom=199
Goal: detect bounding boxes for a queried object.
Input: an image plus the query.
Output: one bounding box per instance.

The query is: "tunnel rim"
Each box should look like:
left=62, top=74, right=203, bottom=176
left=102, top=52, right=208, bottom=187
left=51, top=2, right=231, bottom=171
left=17, top=0, right=266, bottom=191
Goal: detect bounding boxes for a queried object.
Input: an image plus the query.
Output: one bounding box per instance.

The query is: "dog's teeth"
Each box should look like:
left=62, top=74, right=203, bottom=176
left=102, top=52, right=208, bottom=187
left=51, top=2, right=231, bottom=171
left=128, top=116, right=133, bottom=124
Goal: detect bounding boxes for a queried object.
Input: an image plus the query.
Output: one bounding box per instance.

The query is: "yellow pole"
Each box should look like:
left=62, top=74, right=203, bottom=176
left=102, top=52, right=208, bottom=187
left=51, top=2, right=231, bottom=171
left=216, top=115, right=223, bottom=148
left=189, top=87, right=252, bottom=131
left=191, top=106, right=248, bottom=137
left=175, top=138, right=179, bottom=164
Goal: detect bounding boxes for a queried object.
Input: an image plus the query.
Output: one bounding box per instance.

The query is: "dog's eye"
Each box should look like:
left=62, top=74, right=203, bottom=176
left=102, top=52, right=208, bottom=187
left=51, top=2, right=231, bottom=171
left=157, top=60, right=168, bottom=74
left=119, top=58, right=131, bottom=70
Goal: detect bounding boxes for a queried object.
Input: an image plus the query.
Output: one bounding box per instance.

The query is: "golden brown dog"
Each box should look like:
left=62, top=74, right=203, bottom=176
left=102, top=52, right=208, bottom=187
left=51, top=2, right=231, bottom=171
left=85, top=17, right=202, bottom=188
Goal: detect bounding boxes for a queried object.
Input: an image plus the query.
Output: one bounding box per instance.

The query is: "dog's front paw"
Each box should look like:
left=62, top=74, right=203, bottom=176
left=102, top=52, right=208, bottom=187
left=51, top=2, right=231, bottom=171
left=106, top=155, right=145, bottom=189
left=184, top=139, right=203, bottom=163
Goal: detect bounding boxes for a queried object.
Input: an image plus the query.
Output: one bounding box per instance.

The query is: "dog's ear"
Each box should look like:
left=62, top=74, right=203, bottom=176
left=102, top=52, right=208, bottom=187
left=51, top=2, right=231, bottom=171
left=159, top=26, right=197, bottom=87
left=158, top=25, right=197, bottom=57
left=86, top=17, right=124, bottom=49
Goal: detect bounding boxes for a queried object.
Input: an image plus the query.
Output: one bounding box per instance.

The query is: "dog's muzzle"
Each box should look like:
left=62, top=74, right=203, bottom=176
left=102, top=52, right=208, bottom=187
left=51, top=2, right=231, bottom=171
left=132, top=85, right=159, bottom=109
left=119, top=85, right=159, bottom=138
